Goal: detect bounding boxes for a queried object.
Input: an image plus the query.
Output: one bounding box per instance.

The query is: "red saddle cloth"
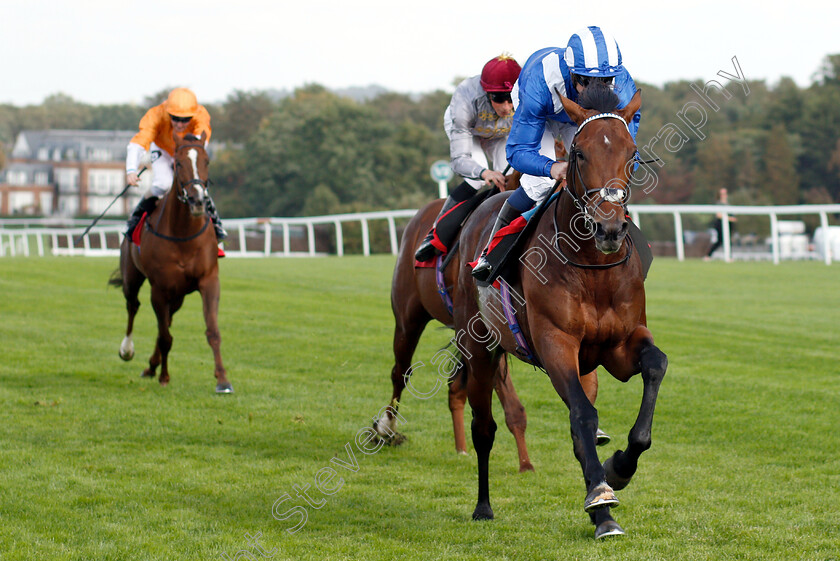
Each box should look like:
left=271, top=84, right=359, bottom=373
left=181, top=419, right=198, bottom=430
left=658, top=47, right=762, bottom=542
left=132, top=212, right=225, bottom=258
left=466, top=216, right=528, bottom=270
left=131, top=213, right=147, bottom=247
left=414, top=255, right=439, bottom=268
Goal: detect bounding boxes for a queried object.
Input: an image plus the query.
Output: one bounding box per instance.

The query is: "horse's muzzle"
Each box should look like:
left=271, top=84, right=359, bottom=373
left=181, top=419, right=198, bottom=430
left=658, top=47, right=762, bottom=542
left=189, top=201, right=205, bottom=217
left=594, top=220, right=629, bottom=254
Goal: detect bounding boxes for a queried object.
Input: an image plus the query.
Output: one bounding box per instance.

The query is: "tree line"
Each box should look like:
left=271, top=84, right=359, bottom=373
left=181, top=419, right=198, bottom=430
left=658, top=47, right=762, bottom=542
left=1, top=55, right=838, bottom=229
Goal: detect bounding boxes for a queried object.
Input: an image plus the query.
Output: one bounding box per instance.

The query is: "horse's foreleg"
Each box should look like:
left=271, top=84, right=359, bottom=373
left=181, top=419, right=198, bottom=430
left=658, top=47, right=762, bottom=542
left=540, top=335, right=615, bottom=513
left=467, top=349, right=502, bottom=521
left=148, top=288, right=172, bottom=385
left=602, top=331, right=667, bottom=491
left=493, top=359, right=533, bottom=472
left=119, top=241, right=146, bottom=361
left=373, top=309, right=429, bottom=445
left=199, top=277, right=231, bottom=393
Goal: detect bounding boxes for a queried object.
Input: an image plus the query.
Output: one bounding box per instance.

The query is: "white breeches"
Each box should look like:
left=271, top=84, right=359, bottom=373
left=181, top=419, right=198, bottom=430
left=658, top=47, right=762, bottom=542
left=148, top=142, right=175, bottom=198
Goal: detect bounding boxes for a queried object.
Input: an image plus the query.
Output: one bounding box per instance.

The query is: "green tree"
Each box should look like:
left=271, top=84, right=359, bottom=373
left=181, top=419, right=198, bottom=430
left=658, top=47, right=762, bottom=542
left=85, top=104, right=145, bottom=131
left=213, top=90, right=277, bottom=143
left=692, top=134, right=736, bottom=204
left=760, top=125, right=800, bottom=204
left=41, top=93, right=91, bottom=129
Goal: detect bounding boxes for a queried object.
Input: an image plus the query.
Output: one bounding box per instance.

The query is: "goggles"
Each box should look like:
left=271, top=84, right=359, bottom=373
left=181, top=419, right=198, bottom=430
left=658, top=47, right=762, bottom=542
left=488, top=92, right=512, bottom=104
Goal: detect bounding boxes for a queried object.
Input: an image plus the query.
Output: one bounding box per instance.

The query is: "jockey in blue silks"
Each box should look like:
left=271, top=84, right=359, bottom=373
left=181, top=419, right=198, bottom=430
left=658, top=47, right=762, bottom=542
left=472, top=26, right=642, bottom=281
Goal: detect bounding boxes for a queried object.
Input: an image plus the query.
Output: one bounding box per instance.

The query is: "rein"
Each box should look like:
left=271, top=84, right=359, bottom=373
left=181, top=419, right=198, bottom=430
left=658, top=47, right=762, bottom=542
left=145, top=214, right=210, bottom=242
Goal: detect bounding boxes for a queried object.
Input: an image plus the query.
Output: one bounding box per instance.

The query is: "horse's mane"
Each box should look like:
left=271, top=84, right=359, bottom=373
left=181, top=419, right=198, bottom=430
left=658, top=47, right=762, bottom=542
left=577, top=81, right=620, bottom=113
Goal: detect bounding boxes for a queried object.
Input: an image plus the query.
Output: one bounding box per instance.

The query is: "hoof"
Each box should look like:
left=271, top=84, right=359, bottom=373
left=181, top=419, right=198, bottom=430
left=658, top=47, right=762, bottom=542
left=141, top=370, right=155, bottom=378
left=457, top=450, right=469, bottom=456
left=216, top=382, right=234, bottom=394
left=119, top=338, right=134, bottom=361
left=519, top=461, right=535, bottom=473
left=584, top=482, right=618, bottom=512
left=603, top=455, right=633, bottom=491
left=472, top=503, right=494, bottom=520
left=596, top=428, right=611, bottom=446
left=372, top=424, right=406, bottom=447
left=595, top=520, right=625, bottom=539
left=372, top=417, right=406, bottom=447
left=374, top=432, right=406, bottom=446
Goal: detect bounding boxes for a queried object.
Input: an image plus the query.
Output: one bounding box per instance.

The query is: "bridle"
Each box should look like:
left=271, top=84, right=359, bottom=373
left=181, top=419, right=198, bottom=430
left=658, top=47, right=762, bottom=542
left=552, top=112, right=635, bottom=269
left=173, top=142, right=210, bottom=208
left=145, top=142, right=211, bottom=243
left=564, top=112, right=631, bottom=219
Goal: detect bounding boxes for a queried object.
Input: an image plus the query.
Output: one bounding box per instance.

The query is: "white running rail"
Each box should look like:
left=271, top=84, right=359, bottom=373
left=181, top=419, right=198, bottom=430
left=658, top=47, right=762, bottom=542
left=1, top=205, right=839, bottom=265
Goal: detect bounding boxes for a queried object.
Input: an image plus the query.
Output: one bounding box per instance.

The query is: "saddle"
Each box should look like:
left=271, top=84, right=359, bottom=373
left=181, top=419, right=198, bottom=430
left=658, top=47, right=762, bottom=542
left=415, top=187, right=498, bottom=269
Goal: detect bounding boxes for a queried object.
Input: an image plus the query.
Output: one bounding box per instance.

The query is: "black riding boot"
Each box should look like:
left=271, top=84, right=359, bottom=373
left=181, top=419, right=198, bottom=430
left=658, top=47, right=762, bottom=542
left=205, top=194, right=227, bottom=241
left=125, top=196, right=159, bottom=238
left=414, top=181, right=477, bottom=262
left=471, top=200, right=523, bottom=282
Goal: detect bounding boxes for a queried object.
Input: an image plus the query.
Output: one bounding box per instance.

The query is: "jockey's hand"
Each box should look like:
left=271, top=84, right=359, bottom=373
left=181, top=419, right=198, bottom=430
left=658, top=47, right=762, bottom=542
left=126, top=172, right=140, bottom=187
left=481, top=169, right=506, bottom=190
left=550, top=161, right=568, bottom=183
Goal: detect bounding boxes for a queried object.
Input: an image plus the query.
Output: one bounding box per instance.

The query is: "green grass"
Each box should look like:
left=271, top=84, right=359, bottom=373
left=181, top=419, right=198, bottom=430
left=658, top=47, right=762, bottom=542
left=0, top=256, right=838, bottom=561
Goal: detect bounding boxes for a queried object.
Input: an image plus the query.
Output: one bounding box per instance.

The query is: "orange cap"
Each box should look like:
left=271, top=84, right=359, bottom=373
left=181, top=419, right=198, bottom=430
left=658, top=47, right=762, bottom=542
left=164, top=88, right=199, bottom=118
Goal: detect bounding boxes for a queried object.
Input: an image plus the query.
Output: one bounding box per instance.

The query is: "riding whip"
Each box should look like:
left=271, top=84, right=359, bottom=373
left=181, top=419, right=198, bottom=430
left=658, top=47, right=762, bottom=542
left=75, top=167, right=146, bottom=244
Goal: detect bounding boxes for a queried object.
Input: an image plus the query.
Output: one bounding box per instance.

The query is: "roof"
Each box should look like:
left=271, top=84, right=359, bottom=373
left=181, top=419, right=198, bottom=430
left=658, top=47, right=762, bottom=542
left=11, top=129, right=136, bottom=161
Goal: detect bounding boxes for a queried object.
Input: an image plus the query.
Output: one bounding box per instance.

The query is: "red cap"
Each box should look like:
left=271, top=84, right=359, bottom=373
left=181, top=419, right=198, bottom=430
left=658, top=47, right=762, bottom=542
left=480, top=54, right=522, bottom=92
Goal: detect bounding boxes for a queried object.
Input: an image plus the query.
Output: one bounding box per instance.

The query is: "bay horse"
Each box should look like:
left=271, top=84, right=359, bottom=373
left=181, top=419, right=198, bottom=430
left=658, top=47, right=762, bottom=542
left=373, top=174, right=535, bottom=473
left=453, top=85, right=667, bottom=539
left=109, top=132, right=232, bottom=393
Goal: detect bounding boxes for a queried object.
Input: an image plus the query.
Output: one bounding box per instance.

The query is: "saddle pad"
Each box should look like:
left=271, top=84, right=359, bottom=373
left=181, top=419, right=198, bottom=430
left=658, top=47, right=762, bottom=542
left=132, top=213, right=148, bottom=247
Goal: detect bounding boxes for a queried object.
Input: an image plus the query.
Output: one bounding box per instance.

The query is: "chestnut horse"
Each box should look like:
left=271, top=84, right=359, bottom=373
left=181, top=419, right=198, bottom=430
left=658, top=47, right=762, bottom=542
left=109, top=133, right=232, bottom=393
left=373, top=174, right=534, bottom=473
left=454, top=86, right=667, bottom=538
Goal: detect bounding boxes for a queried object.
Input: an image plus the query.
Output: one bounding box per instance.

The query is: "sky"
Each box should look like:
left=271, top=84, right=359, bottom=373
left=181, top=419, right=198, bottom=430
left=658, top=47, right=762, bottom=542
left=1, top=0, right=837, bottom=106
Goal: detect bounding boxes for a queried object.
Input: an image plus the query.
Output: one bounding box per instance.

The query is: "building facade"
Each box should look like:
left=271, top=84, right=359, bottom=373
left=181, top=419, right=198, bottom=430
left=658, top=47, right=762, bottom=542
left=0, top=130, right=149, bottom=217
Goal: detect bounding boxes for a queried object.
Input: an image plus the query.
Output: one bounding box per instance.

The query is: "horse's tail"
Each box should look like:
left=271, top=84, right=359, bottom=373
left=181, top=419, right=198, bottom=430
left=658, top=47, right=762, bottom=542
left=108, top=268, right=123, bottom=288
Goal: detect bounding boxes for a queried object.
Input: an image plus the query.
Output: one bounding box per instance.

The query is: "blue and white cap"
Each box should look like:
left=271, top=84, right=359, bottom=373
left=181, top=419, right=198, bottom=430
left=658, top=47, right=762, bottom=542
left=564, top=26, right=623, bottom=77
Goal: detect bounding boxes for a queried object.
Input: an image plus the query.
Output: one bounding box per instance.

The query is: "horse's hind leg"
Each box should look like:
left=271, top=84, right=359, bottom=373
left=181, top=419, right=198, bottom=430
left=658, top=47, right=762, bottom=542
left=199, top=276, right=232, bottom=393
left=603, top=334, right=668, bottom=491
left=147, top=287, right=173, bottom=385
left=493, top=359, right=534, bottom=472
left=373, top=303, right=430, bottom=445
left=580, top=368, right=611, bottom=445
left=448, top=362, right=468, bottom=454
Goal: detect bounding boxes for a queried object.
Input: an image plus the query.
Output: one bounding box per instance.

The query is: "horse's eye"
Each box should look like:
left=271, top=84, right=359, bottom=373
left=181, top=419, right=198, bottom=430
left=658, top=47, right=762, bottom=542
left=575, top=150, right=585, bottom=161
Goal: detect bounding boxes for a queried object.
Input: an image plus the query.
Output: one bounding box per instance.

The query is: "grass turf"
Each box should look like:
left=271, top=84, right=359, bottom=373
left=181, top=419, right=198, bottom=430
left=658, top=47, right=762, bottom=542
left=0, top=256, right=838, bottom=560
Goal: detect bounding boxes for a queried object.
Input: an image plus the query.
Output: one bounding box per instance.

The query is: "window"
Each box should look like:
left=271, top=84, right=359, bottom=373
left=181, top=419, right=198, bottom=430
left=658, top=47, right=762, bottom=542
left=88, top=148, right=112, bottom=162
left=7, top=170, right=27, bottom=186
left=55, top=168, right=79, bottom=193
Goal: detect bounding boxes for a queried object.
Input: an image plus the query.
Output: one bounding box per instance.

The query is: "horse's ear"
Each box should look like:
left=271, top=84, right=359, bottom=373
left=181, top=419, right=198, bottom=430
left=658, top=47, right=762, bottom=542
left=560, top=93, right=588, bottom=126
left=199, top=131, right=207, bottom=143
left=618, top=89, right=642, bottom=125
